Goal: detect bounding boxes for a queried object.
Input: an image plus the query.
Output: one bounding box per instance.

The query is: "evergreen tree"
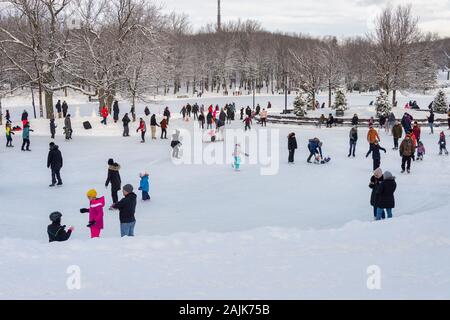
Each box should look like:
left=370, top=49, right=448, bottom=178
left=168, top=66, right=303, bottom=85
left=433, top=90, right=448, bottom=114
left=306, top=92, right=315, bottom=110
left=294, top=94, right=307, bottom=117
left=334, top=88, right=348, bottom=111
left=375, top=89, right=391, bottom=117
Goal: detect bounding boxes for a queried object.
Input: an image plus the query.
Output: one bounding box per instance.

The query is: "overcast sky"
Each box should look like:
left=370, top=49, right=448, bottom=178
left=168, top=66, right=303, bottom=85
left=158, top=0, right=450, bottom=37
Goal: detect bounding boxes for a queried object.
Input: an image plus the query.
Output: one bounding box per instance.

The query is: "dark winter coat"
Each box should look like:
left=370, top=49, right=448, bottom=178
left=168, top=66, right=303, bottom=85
left=122, top=114, right=131, bottom=126
left=392, top=124, right=403, bottom=139
left=288, top=135, right=298, bottom=150
left=62, top=102, right=68, bottom=113
left=219, top=111, right=226, bottom=123
left=21, top=111, right=28, bottom=121
left=113, top=192, right=137, bottom=223
left=150, top=115, right=159, bottom=126
left=47, top=223, right=72, bottom=242
left=50, top=120, right=56, bottom=134
left=55, top=102, right=62, bottom=113
left=369, top=175, right=383, bottom=206
left=375, top=176, right=397, bottom=209
left=47, top=145, right=63, bottom=170
left=164, top=109, right=171, bottom=118
left=105, top=164, right=121, bottom=192
left=366, top=144, right=386, bottom=160
left=198, top=114, right=205, bottom=123
left=308, top=139, right=322, bottom=156
left=349, top=128, right=358, bottom=142
left=113, top=102, right=120, bottom=120
left=206, top=113, right=213, bottom=124
left=351, top=116, right=359, bottom=126
left=428, top=113, right=435, bottom=124
left=400, top=136, right=416, bottom=157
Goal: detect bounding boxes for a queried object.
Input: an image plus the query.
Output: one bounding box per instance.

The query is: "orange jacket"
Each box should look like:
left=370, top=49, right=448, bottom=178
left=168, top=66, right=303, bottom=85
left=367, top=128, right=380, bottom=144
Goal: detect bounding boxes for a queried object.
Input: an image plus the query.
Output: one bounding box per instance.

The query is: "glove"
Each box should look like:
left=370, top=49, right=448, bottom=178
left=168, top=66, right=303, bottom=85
left=138, top=187, right=142, bottom=191
left=68, top=226, right=75, bottom=232
left=80, top=208, right=89, bottom=214
left=87, top=221, right=96, bottom=228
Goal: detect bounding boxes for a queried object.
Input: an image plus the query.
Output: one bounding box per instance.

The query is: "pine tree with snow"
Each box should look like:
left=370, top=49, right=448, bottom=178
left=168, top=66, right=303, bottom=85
left=433, top=90, right=448, bottom=114
left=293, top=94, right=307, bottom=117
left=306, top=92, right=315, bottom=110
left=334, top=88, right=348, bottom=111
left=375, top=89, right=391, bottom=117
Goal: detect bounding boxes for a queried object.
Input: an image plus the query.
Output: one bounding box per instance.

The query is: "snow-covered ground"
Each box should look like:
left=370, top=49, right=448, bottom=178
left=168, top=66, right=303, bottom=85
left=1, top=92, right=450, bottom=299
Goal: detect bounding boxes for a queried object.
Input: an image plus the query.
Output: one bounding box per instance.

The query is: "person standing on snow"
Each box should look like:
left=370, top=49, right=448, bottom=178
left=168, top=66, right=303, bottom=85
left=55, top=100, right=62, bottom=118
left=412, top=121, right=421, bottom=144
left=105, top=158, right=121, bottom=204
left=399, top=132, right=416, bottom=174
left=47, top=212, right=74, bottom=243
left=260, top=108, right=268, bottom=127
left=50, top=118, right=57, bottom=139
left=439, top=131, right=449, bottom=155
left=47, top=142, right=63, bottom=187
left=232, top=144, right=248, bottom=171
left=100, top=106, right=109, bottom=125
left=110, top=184, right=137, bottom=237
left=206, top=112, right=213, bottom=129
left=163, top=107, right=171, bottom=125
left=160, top=117, right=168, bottom=139
left=307, top=138, right=323, bottom=163
left=130, top=106, right=136, bottom=122
left=5, top=122, right=15, bottom=147
left=80, top=189, right=105, bottom=238
left=21, top=122, right=34, bottom=151
left=181, top=106, right=187, bottom=121
left=375, top=171, right=397, bottom=221
left=122, top=113, right=131, bottom=137
left=138, top=172, right=150, bottom=201
left=427, top=110, right=435, bottom=135
left=198, top=112, right=205, bottom=129
left=113, top=101, right=120, bottom=123
left=21, top=110, right=29, bottom=127
left=288, top=133, right=298, bottom=164
left=136, top=118, right=147, bottom=143
left=369, top=168, right=384, bottom=220
left=367, top=125, right=380, bottom=150
left=387, top=112, right=396, bottom=134
left=150, top=114, right=159, bottom=140
left=366, top=141, right=387, bottom=171
left=193, top=103, right=199, bottom=120
left=5, top=109, right=11, bottom=123
left=392, top=121, right=403, bottom=150
left=62, top=101, right=69, bottom=118
left=64, top=114, right=72, bottom=140
left=348, top=126, right=358, bottom=158
left=243, top=115, right=252, bottom=131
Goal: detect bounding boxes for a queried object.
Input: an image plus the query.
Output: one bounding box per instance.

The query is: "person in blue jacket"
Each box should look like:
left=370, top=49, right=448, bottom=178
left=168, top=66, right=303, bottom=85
left=21, top=123, right=34, bottom=151
left=138, top=172, right=150, bottom=201
left=307, top=138, right=323, bottom=163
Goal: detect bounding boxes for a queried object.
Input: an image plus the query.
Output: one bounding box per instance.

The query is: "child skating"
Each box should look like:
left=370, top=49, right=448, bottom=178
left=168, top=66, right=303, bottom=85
left=439, top=132, right=449, bottom=156
left=417, top=141, right=425, bottom=161
left=138, top=172, right=151, bottom=201
left=232, top=144, right=249, bottom=171
left=5, top=122, right=15, bottom=147
left=80, top=189, right=105, bottom=239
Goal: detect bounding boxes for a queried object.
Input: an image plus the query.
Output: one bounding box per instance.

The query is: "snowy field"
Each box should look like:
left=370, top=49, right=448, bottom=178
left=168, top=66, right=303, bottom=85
left=1, top=92, right=450, bottom=299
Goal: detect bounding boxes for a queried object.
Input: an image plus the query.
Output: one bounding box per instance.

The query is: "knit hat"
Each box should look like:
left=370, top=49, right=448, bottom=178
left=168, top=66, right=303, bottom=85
left=49, top=211, right=62, bottom=222
left=86, top=189, right=97, bottom=198
left=123, top=184, right=133, bottom=193
left=383, top=171, right=395, bottom=180
left=139, top=172, right=149, bottom=178
left=108, top=158, right=114, bottom=166
left=373, top=168, right=383, bottom=179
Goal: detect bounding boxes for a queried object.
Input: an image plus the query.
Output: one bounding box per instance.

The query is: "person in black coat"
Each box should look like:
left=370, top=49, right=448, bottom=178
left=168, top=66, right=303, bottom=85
left=375, top=171, right=396, bottom=220
left=50, top=118, right=57, bottom=139
left=5, top=109, right=11, bottom=123
left=351, top=114, right=359, bottom=126
left=369, top=168, right=384, bottom=220
left=366, top=141, right=387, bottom=171
left=47, top=142, right=63, bottom=187
left=105, top=159, right=122, bottom=204
left=62, top=101, right=69, bottom=117
left=240, top=107, right=244, bottom=120
left=111, top=184, right=137, bottom=237
left=122, top=113, right=131, bottom=137
left=163, top=107, right=171, bottom=125
left=55, top=100, right=62, bottom=118
left=192, top=103, right=199, bottom=120
left=348, top=127, right=358, bottom=158
left=288, top=133, right=298, bottom=163
left=144, top=106, right=150, bottom=117
left=47, top=212, right=73, bottom=242
left=21, top=110, right=28, bottom=122
left=113, top=101, right=120, bottom=123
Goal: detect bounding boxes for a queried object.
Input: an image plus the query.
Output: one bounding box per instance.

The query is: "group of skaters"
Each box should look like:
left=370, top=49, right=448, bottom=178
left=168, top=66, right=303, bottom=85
left=47, top=156, right=152, bottom=242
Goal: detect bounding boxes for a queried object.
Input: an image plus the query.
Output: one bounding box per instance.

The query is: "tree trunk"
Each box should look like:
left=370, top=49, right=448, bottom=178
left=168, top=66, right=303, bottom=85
left=38, top=82, right=44, bottom=118
left=45, top=90, right=54, bottom=119
left=0, top=97, right=3, bottom=125
left=392, top=89, right=397, bottom=107
left=328, top=79, right=332, bottom=109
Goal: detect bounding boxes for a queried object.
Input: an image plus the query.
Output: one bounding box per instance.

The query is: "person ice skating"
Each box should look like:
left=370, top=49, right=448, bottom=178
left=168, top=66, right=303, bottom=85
left=392, top=121, right=403, bottom=150
left=401, top=113, right=413, bottom=133
left=100, top=106, right=109, bottom=125
left=417, top=141, right=425, bottom=161
left=136, top=118, right=147, bottom=143
left=226, top=106, right=233, bottom=124
left=163, top=107, right=171, bottom=125
left=144, top=106, right=150, bottom=117
left=138, top=172, right=150, bottom=201
left=427, top=111, right=435, bottom=134
left=206, top=112, right=213, bottom=129
left=366, top=141, right=387, bottom=171
left=375, top=171, right=397, bottom=221
left=5, top=122, right=14, bottom=147
left=150, top=114, right=159, bottom=140
left=240, top=107, right=244, bottom=120
left=62, top=101, right=69, bottom=118
left=198, top=112, right=205, bottom=129
left=47, top=212, right=74, bottom=243
left=47, top=142, right=63, bottom=187
left=260, top=109, right=268, bottom=127
left=50, top=118, right=57, bottom=139
left=379, top=114, right=386, bottom=130
left=55, top=100, right=62, bottom=118
left=80, top=189, right=105, bottom=238
left=400, top=132, right=416, bottom=174
left=130, top=106, right=136, bottom=122
left=387, top=112, right=396, bottom=133
left=288, top=133, right=298, bottom=164
left=193, top=103, right=199, bottom=120
left=160, top=117, right=168, bottom=139
left=232, top=144, right=249, bottom=171
left=21, top=123, right=33, bottom=151
left=307, top=138, right=323, bottom=163
left=243, top=115, right=252, bottom=131
left=113, top=101, right=120, bottom=123
left=122, top=113, right=131, bottom=137
left=110, top=184, right=137, bottom=237
left=186, top=104, right=192, bottom=118
left=348, top=126, right=358, bottom=158
left=64, top=114, right=72, bottom=140
left=171, top=130, right=182, bottom=159
left=5, top=109, right=11, bottom=123
left=351, top=114, right=359, bottom=127
left=369, top=168, right=384, bottom=220
left=439, top=132, right=449, bottom=155
left=21, top=110, right=28, bottom=127
left=105, top=159, right=121, bottom=204
left=181, top=106, right=187, bottom=120
left=412, top=121, right=421, bottom=143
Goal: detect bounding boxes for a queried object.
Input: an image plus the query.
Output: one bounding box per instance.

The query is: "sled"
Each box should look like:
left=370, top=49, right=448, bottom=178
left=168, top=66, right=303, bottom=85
left=83, top=121, right=92, bottom=130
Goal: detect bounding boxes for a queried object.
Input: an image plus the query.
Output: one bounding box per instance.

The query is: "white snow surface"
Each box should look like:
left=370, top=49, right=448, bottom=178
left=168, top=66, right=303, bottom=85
left=1, top=93, right=450, bottom=299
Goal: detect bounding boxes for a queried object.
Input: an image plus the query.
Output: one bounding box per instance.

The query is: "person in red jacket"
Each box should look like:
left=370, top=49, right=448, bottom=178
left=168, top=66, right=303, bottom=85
left=160, top=117, right=168, bottom=139
left=136, top=118, right=146, bottom=143
left=100, top=106, right=109, bottom=125
left=412, top=121, right=421, bottom=143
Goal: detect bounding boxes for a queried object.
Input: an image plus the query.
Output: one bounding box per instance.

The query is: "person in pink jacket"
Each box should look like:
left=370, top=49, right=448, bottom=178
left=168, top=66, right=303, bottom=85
left=80, top=189, right=105, bottom=238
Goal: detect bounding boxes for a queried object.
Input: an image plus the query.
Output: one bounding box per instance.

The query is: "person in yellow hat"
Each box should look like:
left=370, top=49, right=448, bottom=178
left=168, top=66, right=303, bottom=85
left=80, top=189, right=105, bottom=238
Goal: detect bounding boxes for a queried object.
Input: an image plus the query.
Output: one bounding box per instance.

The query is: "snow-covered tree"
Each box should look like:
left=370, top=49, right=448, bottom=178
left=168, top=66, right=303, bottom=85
left=293, top=93, right=307, bottom=117
left=334, top=88, right=348, bottom=111
left=433, top=90, right=449, bottom=114
left=375, top=89, right=391, bottom=117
